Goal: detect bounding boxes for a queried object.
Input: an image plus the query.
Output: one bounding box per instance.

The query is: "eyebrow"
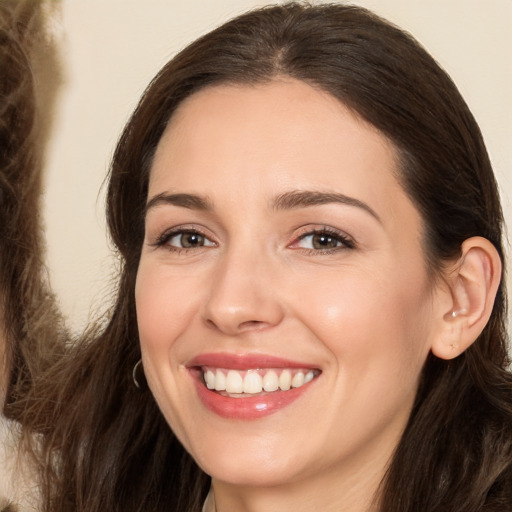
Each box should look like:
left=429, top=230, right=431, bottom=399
left=272, top=190, right=381, bottom=222
left=145, top=189, right=380, bottom=222
left=145, top=192, right=213, bottom=213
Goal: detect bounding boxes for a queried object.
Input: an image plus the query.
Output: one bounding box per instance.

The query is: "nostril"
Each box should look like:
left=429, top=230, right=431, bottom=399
left=239, top=320, right=266, bottom=330
left=203, top=289, right=285, bottom=334
left=205, top=317, right=269, bottom=334
left=205, top=319, right=217, bottom=330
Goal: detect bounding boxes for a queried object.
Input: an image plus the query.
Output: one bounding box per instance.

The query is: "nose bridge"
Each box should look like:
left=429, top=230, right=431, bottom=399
left=203, top=241, right=284, bottom=334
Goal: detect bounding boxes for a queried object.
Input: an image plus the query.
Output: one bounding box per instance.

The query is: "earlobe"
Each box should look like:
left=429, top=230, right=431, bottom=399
left=431, top=237, right=502, bottom=360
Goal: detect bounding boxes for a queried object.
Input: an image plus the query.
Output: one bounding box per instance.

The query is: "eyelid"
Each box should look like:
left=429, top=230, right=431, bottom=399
left=149, top=224, right=217, bottom=249
left=290, top=225, right=356, bottom=251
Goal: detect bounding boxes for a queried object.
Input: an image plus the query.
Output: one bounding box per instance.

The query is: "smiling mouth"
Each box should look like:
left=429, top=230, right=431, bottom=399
left=201, top=367, right=320, bottom=396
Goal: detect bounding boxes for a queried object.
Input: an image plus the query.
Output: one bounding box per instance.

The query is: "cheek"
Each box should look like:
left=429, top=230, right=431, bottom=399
left=298, top=264, right=433, bottom=377
left=134, top=264, right=199, bottom=433
left=135, top=263, right=202, bottom=354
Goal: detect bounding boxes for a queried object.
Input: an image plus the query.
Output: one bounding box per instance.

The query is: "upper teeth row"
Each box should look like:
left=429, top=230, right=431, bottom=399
left=203, top=368, right=316, bottom=394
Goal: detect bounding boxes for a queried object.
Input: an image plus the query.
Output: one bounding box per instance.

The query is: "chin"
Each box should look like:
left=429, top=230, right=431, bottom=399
left=189, top=434, right=310, bottom=488
left=206, top=460, right=299, bottom=488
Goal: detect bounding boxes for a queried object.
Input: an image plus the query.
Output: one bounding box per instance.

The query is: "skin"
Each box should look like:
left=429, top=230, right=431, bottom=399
left=135, top=79, right=455, bottom=512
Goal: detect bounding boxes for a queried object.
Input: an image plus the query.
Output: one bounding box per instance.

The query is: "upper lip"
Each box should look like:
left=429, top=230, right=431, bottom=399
left=187, top=352, right=319, bottom=370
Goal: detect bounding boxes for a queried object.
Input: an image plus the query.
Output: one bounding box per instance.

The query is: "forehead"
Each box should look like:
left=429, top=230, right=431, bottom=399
left=149, top=80, right=418, bottom=228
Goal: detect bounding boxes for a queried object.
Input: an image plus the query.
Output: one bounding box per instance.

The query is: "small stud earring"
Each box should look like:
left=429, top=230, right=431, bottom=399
left=451, top=308, right=468, bottom=318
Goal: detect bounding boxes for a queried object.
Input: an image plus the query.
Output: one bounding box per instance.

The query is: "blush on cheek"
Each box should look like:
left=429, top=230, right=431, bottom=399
left=136, top=266, right=168, bottom=324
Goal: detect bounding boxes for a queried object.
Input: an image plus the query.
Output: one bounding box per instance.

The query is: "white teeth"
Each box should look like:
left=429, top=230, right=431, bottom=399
left=262, top=370, right=279, bottom=392
left=214, top=370, right=226, bottom=391
left=291, top=371, right=305, bottom=388
left=203, top=367, right=317, bottom=395
left=205, top=370, right=215, bottom=390
left=226, top=370, right=243, bottom=394
left=243, top=371, right=263, bottom=394
left=279, top=370, right=292, bottom=391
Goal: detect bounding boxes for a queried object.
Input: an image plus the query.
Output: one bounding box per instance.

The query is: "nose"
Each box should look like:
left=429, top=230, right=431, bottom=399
left=203, top=249, right=285, bottom=335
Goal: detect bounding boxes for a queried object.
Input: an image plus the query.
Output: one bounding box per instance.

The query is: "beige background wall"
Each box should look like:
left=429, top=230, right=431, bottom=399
left=42, top=0, right=512, bottom=331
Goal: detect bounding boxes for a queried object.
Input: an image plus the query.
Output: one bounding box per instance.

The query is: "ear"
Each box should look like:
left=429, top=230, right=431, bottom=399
left=431, top=237, right=502, bottom=360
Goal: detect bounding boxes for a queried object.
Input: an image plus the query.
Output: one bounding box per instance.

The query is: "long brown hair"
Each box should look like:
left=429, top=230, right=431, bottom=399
left=0, top=0, right=65, bottom=418
left=29, top=3, right=511, bottom=511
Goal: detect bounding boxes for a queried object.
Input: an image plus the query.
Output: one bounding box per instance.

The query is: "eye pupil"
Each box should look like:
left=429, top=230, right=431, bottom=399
left=181, top=232, right=204, bottom=248
left=312, top=233, right=338, bottom=249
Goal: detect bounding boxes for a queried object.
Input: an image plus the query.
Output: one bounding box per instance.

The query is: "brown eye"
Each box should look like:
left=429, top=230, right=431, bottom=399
left=311, top=233, right=339, bottom=249
left=295, top=229, right=354, bottom=252
left=180, top=232, right=206, bottom=248
left=163, top=230, right=215, bottom=250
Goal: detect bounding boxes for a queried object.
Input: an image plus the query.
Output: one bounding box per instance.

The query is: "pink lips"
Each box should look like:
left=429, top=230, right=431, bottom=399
left=187, top=353, right=319, bottom=420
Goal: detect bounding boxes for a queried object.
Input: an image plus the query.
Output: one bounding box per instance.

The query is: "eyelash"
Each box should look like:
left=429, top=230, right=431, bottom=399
left=292, top=227, right=356, bottom=254
left=150, top=226, right=356, bottom=254
left=151, top=227, right=216, bottom=254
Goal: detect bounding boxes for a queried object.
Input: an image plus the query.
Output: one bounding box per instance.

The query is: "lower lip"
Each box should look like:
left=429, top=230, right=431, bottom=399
left=191, top=371, right=315, bottom=420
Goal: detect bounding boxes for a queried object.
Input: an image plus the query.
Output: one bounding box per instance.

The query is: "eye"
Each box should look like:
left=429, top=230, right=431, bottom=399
left=293, top=228, right=355, bottom=252
left=169, top=231, right=213, bottom=248
left=155, top=228, right=216, bottom=251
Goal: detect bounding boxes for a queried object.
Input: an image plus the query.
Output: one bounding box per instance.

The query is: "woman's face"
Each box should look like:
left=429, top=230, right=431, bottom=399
left=136, top=80, right=447, bottom=490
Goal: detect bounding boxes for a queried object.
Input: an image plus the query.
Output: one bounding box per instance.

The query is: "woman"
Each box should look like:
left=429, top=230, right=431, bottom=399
left=0, top=0, right=65, bottom=509
left=30, top=3, right=512, bottom=511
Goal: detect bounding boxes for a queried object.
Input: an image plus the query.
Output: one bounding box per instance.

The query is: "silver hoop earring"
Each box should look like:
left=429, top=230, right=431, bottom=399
left=132, top=359, right=146, bottom=390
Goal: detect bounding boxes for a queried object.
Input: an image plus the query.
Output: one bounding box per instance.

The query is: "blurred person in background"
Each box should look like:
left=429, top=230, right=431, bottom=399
left=0, top=1, right=65, bottom=509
